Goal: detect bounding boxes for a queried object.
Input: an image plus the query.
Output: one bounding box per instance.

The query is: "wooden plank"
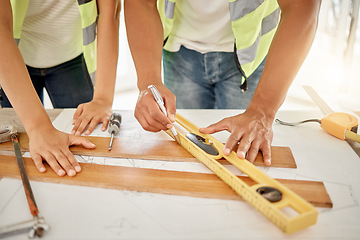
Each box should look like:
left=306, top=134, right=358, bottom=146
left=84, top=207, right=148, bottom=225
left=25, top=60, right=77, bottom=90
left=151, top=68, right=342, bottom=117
left=0, top=109, right=296, bottom=168
left=0, top=155, right=332, bottom=208
left=0, top=133, right=297, bottom=168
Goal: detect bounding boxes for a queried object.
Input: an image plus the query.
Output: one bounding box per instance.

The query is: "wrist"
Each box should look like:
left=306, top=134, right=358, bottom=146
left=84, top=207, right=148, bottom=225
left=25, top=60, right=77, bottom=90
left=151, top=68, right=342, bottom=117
left=246, top=90, right=283, bottom=122
left=245, top=104, right=277, bottom=124
left=92, top=88, right=114, bottom=106
left=91, top=96, right=113, bottom=107
left=137, top=75, right=162, bottom=92
left=26, top=119, right=55, bottom=137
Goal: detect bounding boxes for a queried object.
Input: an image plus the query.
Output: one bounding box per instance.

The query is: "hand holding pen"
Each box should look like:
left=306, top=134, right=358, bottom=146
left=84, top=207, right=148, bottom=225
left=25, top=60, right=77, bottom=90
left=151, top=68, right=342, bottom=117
left=147, top=85, right=180, bottom=143
left=134, top=83, right=177, bottom=136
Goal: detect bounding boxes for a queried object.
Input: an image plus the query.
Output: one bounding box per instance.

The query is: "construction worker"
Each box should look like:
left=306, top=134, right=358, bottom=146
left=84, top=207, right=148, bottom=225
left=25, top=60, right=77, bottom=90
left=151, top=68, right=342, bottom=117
left=125, top=0, right=321, bottom=165
left=0, top=0, right=120, bottom=176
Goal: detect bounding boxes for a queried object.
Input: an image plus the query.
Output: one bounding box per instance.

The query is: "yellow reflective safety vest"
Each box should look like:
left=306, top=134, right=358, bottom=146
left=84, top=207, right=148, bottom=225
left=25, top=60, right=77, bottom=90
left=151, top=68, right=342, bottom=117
left=10, top=0, right=98, bottom=81
left=158, top=0, right=280, bottom=91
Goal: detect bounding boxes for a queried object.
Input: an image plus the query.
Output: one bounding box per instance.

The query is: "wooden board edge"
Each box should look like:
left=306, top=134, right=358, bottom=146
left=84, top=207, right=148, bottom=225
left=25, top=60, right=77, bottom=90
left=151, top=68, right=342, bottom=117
left=0, top=155, right=332, bottom=208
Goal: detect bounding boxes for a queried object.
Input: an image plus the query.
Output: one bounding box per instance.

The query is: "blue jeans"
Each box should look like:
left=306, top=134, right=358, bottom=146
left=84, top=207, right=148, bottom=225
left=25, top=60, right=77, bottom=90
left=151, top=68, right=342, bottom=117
left=163, top=46, right=265, bottom=109
left=0, top=54, right=93, bottom=108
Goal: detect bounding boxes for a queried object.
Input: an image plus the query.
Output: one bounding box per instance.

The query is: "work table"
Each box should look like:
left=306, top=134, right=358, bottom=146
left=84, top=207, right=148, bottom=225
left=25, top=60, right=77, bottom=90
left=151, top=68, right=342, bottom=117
left=0, top=108, right=359, bottom=239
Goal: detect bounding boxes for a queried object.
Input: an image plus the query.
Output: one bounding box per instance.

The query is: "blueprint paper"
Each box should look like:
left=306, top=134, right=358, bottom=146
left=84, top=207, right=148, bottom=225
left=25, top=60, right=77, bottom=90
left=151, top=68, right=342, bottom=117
left=1, top=109, right=359, bottom=239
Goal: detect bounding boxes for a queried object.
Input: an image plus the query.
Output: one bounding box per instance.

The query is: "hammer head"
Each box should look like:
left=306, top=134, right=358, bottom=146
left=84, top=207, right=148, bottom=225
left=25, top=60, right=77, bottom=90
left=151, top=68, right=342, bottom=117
left=0, top=123, right=17, bottom=144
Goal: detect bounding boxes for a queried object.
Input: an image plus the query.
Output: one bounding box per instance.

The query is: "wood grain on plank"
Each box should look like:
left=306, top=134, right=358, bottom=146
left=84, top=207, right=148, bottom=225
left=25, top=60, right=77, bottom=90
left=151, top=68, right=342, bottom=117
left=0, top=133, right=297, bottom=168
left=0, top=155, right=332, bottom=208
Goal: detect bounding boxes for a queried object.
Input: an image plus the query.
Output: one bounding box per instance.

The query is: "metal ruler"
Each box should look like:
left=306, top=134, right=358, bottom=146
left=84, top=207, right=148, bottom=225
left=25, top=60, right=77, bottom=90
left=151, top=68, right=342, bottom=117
left=166, top=113, right=318, bottom=234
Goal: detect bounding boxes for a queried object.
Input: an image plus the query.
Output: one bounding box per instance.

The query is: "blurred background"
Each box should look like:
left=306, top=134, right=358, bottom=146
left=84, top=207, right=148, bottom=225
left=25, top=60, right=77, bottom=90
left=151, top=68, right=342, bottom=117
left=44, top=0, right=360, bottom=113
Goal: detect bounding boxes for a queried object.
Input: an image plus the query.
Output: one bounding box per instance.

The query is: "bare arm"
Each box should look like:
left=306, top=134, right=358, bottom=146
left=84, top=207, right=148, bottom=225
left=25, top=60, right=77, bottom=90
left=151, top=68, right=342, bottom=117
left=200, top=0, right=321, bottom=165
left=0, top=1, right=48, bottom=133
left=72, top=0, right=121, bottom=135
left=249, top=0, right=321, bottom=117
left=0, top=0, right=95, bottom=176
left=125, top=0, right=176, bottom=132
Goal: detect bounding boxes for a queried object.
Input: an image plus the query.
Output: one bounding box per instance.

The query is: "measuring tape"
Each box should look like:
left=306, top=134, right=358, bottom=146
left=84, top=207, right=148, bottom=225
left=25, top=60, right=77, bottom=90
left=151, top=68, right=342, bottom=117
left=276, top=112, right=360, bottom=143
left=321, top=112, right=359, bottom=142
left=166, top=113, right=318, bottom=234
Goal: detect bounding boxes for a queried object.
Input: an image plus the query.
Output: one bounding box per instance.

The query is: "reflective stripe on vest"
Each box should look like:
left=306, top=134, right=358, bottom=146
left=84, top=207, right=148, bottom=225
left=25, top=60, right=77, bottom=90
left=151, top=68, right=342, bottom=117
left=230, top=0, right=279, bottom=83
left=77, top=0, right=98, bottom=82
left=158, top=0, right=176, bottom=41
left=160, top=0, right=280, bottom=85
left=10, top=0, right=98, bottom=82
left=10, top=0, right=29, bottom=45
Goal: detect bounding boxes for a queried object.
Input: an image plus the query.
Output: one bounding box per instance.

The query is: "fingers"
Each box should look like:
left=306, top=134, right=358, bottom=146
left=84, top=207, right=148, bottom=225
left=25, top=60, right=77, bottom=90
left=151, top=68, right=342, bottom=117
left=73, top=115, right=110, bottom=135
left=62, top=149, right=82, bottom=172
left=199, top=118, right=234, bottom=155
left=199, top=119, right=230, bottom=134
left=72, top=116, right=94, bottom=135
left=72, top=104, right=84, bottom=125
left=69, top=135, right=96, bottom=149
left=52, top=150, right=77, bottom=176
left=135, top=93, right=173, bottom=132
left=239, top=136, right=262, bottom=163
left=260, top=145, right=272, bottom=166
left=238, top=137, right=271, bottom=165
left=44, top=153, right=67, bottom=176
left=223, top=132, right=242, bottom=156
left=71, top=100, right=112, bottom=135
left=135, top=84, right=177, bottom=132
left=32, top=153, right=47, bottom=173
left=83, top=116, right=102, bottom=135
left=135, top=110, right=168, bottom=132
left=202, top=113, right=273, bottom=166
left=29, top=128, right=91, bottom=177
left=225, top=133, right=272, bottom=165
left=101, top=117, right=110, bottom=132
left=31, top=146, right=81, bottom=177
left=46, top=136, right=93, bottom=176
left=71, top=113, right=84, bottom=135
left=236, top=134, right=251, bottom=159
left=31, top=151, right=68, bottom=177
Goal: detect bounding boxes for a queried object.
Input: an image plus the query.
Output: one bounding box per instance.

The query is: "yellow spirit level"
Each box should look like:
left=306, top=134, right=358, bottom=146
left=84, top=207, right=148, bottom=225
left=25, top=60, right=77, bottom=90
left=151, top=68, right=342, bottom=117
left=166, top=113, right=318, bottom=234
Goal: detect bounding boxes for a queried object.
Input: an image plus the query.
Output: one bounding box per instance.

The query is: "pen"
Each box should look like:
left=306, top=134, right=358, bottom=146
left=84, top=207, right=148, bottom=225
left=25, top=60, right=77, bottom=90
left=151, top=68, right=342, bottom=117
left=147, top=85, right=180, bottom=144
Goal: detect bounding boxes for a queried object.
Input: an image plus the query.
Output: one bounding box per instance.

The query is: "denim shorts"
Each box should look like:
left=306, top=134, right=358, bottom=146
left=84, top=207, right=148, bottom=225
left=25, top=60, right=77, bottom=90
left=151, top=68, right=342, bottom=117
left=0, top=54, right=93, bottom=108
left=163, top=46, right=265, bottom=109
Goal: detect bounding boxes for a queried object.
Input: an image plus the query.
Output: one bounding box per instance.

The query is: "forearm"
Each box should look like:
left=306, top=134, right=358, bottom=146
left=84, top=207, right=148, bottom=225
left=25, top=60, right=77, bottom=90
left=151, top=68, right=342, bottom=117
left=124, top=0, right=163, bottom=91
left=248, top=0, right=321, bottom=119
left=0, top=4, right=52, bottom=134
left=93, top=0, right=121, bottom=105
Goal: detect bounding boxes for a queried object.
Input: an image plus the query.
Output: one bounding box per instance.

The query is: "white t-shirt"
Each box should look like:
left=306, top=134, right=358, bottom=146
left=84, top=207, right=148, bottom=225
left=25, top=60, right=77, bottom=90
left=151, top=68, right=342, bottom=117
left=18, top=0, right=83, bottom=68
left=163, top=0, right=234, bottom=54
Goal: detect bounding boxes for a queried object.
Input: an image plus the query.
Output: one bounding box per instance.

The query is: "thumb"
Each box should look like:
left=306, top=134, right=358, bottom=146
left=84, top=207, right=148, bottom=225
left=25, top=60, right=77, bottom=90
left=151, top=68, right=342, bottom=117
left=69, top=135, right=96, bottom=149
left=199, top=119, right=229, bottom=134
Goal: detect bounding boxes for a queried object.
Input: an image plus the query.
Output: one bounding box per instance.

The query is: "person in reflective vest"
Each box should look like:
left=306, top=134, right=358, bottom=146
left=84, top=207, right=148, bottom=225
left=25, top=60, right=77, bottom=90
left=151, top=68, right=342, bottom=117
left=125, top=0, right=321, bottom=165
left=0, top=0, right=120, bottom=177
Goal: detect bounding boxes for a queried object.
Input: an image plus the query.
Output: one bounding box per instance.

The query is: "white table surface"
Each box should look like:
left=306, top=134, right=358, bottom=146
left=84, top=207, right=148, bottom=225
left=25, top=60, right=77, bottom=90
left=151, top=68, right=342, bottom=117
left=0, top=109, right=359, bottom=240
